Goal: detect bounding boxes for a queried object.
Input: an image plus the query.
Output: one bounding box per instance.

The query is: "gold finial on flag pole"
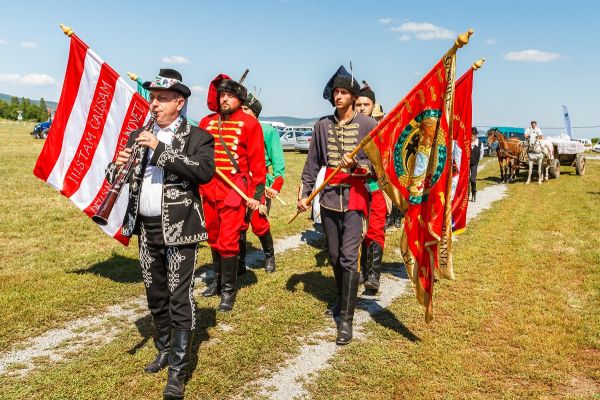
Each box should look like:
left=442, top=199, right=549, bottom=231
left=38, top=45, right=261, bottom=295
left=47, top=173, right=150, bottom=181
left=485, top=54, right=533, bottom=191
left=472, top=58, right=486, bottom=70
left=456, top=29, right=473, bottom=48
left=127, top=72, right=138, bottom=81
left=59, top=24, right=74, bottom=37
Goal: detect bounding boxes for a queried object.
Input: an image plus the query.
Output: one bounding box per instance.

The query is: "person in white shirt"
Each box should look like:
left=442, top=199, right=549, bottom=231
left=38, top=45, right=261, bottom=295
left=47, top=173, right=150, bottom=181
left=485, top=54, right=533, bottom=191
left=525, top=120, right=543, bottom=140
left=107, top=68, right=214, bottom=399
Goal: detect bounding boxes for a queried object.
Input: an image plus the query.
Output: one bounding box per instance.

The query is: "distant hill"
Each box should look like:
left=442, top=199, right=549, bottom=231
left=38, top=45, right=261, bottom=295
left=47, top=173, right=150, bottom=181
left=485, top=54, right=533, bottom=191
left=259, top=116, right=318, bottom=127
left=0, top=92, right=58, bottom=111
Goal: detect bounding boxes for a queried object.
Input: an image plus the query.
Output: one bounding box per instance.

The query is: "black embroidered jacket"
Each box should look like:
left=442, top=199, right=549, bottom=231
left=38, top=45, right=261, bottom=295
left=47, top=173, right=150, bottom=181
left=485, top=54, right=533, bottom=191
left=106, top=117, right=215, bottom=245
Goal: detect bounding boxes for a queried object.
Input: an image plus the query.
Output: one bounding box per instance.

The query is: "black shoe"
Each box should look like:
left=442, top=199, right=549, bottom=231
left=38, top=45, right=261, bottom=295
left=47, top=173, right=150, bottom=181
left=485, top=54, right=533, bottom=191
left=238, top=231, right=247, bottom=276
left=471, top=192, right=476, bottom=202
left=258, top=232, right=276, bottom=273
left=364, top=242, right=383, bottom=293
left=336, top=270, right=360, bottom=345
left=336, top=320, right=353, bottom=345
left=162, top=329, right=193, bottom=400
left=394, top=216, right=402, bottom=229
left=202, top=249, right=221, bottom=297
left=144, top=313, right=171, bottom=373
left=218, top=256, right=238, bottom=312
left=324, top=300, right=341, bottom=317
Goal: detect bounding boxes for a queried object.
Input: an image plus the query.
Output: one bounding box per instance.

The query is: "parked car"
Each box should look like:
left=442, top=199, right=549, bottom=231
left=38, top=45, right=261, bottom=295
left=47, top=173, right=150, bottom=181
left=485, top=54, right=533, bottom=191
left=279, top=130, right=300, bottom=150
left=279, top=126, right=313, bottom=150
left=31, top=120, right=52, bottom=139
left=592, top=142, right=600, bottom=152
left=294, top=130, right=313, bottom=152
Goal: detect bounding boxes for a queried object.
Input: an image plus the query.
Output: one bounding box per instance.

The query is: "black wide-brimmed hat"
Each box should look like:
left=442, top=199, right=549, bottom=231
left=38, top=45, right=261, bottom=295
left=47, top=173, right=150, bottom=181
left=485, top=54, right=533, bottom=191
left=323, top=65, right=361, bottom=106
left=142, top=68, right=191, bottom=99
left=243, top=93, right=263, bottom=117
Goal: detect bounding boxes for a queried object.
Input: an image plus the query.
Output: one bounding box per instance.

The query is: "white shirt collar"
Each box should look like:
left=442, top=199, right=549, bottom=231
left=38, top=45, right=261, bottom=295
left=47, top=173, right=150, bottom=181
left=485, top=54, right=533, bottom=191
left=154, top=116, right=182, bottom=133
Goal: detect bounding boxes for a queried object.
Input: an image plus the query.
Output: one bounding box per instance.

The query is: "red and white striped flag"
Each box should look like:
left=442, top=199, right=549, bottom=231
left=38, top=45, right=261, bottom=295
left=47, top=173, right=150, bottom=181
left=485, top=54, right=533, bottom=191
left=34, top=34, right=149, bottom=245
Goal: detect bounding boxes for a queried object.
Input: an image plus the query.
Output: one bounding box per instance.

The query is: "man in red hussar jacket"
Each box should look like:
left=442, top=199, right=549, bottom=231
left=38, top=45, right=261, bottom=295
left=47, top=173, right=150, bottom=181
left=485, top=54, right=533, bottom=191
left=198, top=73, right=266, bottom=312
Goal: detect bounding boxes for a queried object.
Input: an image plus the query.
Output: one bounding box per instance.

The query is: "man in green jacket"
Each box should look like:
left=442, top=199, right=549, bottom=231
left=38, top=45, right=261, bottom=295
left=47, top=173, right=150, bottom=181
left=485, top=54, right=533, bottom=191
left=239, top=93, right=285, bottom=273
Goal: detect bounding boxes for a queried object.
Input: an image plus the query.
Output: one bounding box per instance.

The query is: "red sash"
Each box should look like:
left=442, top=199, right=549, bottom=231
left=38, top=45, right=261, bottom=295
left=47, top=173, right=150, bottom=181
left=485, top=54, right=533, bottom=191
left=324, top=167, right=369, bottom=215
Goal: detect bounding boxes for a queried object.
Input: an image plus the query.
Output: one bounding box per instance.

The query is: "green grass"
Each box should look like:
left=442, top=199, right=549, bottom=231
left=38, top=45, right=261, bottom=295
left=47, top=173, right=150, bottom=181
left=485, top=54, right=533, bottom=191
left=304, top=161, right=600, bottom=399
left=1, top=124, right=598, bottom=399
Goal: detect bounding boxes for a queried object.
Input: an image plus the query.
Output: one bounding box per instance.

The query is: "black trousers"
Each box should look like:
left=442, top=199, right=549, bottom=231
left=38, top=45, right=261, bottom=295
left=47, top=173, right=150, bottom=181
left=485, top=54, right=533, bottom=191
left=321, top=208, right=363, bottom=275
left=138, top=216, right=198, bottom=330
left=469, top=164, right=478, bottom=194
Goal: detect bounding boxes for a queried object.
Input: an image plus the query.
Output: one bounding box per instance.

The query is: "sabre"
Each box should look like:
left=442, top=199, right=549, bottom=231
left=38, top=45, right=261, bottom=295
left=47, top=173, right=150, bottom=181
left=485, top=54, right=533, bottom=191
left=215, top=168, right=268, bottom=216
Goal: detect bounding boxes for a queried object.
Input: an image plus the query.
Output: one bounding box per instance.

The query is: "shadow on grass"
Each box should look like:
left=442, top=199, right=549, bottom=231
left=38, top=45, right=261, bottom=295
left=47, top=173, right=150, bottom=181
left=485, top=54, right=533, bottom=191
left=72, top=253, right=141, bottom=283
left=125, top=306, right=217, bottom=381
left=285, top=270, right=337, bottom=305
left=367, top=304, right=420, bottom=342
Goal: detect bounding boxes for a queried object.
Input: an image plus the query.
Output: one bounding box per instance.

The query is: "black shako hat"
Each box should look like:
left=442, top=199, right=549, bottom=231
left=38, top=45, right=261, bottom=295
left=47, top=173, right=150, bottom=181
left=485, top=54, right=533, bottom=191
left=243, top=93, right=263, bottom=117
left=323, top=65, right=361, bottom=106
left=358, top=84, right=376, bottom=103
left=142, top=68, right=191, bottom=99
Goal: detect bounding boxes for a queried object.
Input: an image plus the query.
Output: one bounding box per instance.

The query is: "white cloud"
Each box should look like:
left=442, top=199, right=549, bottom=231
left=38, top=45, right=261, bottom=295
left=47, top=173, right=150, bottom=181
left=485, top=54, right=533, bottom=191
left=20, top=42, right=37, bottom=48
left=0, top=73, right=57, bottom=85
left=0, top=39, right=7, bottom=45
left=379, top=18, right=393, bottom=24
left=161, top=55, right=190, bottom=64
left=398, top=35, right=411, bottom=42
left=190, top=85, right=204, bottom=94
left=504, top=49, right=562, bottom=62
left=391, top=21, right=455, bottom=40
left=486, top=38, right=496, bottom=45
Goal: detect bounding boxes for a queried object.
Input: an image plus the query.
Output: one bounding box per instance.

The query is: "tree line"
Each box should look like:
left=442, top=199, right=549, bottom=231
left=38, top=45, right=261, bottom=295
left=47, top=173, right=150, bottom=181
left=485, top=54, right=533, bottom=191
left=0, top=96, right=51, bottom=122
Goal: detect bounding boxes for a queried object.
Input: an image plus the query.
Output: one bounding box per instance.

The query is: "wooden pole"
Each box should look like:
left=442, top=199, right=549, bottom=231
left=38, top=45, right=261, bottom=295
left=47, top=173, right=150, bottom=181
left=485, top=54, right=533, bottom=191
left=215, top=168, right=268, bottom=216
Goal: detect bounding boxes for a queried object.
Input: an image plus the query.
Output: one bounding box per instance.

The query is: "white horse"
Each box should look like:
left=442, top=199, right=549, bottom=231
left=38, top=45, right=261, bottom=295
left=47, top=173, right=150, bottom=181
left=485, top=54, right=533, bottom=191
left=525, top=134, right=553, bottom=184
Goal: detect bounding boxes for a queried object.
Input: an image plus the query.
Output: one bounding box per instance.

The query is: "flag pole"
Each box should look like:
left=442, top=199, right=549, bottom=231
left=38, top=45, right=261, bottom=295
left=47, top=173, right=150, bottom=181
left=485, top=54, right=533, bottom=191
left=289, top=29, right=474, bottom=225
left=438, top=30, right=475, bottom=283
left=59, top=24, right=74, bottom=37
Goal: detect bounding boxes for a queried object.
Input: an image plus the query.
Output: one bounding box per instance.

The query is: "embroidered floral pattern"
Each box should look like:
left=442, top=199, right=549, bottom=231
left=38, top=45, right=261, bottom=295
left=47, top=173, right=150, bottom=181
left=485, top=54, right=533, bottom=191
left=166, top=246, right=185, bottom=293
left=139, top=224, right=155, bottom=288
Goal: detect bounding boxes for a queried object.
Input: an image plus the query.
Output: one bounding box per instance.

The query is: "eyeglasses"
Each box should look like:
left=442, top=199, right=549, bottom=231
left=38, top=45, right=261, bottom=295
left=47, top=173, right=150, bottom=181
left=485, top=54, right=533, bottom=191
left=149, top=94, right=178, bottom=103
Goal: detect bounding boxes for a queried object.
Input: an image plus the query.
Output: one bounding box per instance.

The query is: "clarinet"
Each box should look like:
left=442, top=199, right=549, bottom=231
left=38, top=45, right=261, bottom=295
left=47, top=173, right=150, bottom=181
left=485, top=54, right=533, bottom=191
left=92, top=112, right=157, bottom=226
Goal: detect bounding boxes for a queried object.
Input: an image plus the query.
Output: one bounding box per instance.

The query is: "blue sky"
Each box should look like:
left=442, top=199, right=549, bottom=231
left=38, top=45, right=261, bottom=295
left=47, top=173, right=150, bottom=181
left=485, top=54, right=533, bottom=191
left=1, top=0, right=598, bottom=137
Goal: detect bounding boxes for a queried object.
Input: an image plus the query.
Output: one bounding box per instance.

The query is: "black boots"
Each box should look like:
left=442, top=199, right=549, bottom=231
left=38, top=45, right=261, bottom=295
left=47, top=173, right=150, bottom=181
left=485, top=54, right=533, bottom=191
left=258, top=232, right=276, bottom=273
left=238, top=231, right=247, bottom=275
left=385, top=205, right=403, bottom=230
left=202, top=249, right=221, bottom=297
left=324, top=299, right=341, bottom=317
left=218, top=256, right=238, bottom=312
left=471, top=191, right=477, bottom=202
left=336, top=270, right=360, bottom=345
left=325, top=261, right=344, bottom=316
left=162, top=329, right=194, bottom=400
left=363, top=242, right=383, bottom=293
left=144, top=313, right=171, bottom=373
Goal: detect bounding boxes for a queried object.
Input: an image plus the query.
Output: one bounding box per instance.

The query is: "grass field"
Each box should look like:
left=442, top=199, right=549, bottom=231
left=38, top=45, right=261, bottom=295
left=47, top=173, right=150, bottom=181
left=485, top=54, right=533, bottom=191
left=0, top=124, right=598, bottom=399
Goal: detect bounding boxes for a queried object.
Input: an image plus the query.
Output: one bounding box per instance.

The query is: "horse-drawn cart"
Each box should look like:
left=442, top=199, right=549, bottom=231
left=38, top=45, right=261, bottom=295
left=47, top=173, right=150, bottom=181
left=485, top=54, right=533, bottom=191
left=547, top=140, right=586, bottom=179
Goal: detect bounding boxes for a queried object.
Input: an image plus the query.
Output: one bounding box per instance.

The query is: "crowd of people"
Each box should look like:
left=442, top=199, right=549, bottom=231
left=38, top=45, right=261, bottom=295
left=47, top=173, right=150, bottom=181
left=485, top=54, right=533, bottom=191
left=107, top=66, right=452, bottom=399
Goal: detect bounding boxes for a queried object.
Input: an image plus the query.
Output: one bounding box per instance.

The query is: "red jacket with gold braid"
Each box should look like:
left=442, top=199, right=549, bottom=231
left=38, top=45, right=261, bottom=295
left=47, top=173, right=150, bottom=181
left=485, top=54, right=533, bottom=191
left=198, top=108, right=266, bottom=205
